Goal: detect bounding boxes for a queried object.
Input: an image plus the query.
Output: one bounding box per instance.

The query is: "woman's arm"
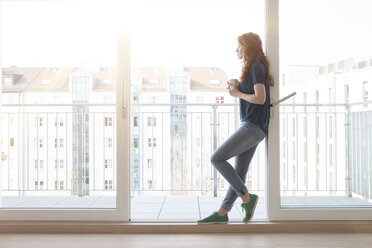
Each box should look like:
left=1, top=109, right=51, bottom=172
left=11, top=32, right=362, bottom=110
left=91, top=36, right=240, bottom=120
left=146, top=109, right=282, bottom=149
left=227, top=82, right=266, bottom=105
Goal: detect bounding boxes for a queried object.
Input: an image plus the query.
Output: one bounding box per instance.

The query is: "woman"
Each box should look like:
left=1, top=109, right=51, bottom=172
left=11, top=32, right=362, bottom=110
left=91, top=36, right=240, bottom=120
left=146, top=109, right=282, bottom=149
left=198, top=32, right=274, bottom=224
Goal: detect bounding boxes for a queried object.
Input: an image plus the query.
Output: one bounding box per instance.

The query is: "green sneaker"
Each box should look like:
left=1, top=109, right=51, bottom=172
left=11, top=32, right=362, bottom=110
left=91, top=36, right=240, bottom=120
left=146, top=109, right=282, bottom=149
left=197, top=211, right=228, bottom=224
left=241, top=193, right=259, bottom=223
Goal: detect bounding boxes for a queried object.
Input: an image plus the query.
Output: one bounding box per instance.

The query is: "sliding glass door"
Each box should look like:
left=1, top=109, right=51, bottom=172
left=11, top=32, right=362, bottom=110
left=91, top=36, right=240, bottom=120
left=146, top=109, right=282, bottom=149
left=0, top=0, right=130, bottom=221
left=269, top=0, right=372, bottom=220
left=129, top=0, right=268, bottom=222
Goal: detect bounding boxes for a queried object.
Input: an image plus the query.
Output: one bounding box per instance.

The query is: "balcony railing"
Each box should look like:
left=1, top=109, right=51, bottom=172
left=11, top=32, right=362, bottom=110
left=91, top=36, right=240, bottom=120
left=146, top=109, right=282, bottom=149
left=1, top=102, right=371, bottom=200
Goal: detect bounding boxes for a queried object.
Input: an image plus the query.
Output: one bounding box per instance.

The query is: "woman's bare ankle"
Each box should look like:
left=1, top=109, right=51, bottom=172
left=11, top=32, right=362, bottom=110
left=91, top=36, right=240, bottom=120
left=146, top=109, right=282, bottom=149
left=217, top=207, right=228, bottom=216
left=241, top=193, right=251, bottom=204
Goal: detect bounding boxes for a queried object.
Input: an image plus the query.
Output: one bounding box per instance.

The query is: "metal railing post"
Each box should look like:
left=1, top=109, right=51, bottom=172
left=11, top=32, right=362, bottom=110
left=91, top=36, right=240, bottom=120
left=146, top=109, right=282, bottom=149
left=212, top=105, right=218, bottom=197
left=344, top=104, right=352, bottom=197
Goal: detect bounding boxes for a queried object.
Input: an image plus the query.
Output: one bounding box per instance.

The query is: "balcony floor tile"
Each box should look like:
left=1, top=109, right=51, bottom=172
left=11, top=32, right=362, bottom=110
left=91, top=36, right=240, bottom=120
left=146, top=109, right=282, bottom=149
left=1, top=195, right=371, bottom=221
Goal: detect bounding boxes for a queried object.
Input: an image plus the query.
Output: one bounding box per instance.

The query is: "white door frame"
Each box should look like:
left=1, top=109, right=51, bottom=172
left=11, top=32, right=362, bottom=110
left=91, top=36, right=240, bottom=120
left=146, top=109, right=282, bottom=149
left=1, top=0, right=371, bottom=222
left=0, top=0, right=130, bottom=221
left=265, top=0, right=372, bottom=221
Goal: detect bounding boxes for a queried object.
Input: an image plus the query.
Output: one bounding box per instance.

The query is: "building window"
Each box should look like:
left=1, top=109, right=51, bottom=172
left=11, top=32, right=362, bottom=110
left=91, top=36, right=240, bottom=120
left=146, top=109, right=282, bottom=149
left=147, top=116, right=157, bottom=126
left=133, top=159, right=140, bottom=178
left=105, top=117, right=113, bottom=127
left=358, top=61, right=367, bottom=69
left=133, top=95, right=138, bottom=104
left=35, top=181, right=44, bottom=190
left=319, top=66, right=325, bottom=75
left=363, top=81, right=368, bottom=108
left=9, top=138, right=15, bottom=147
left=216, top=96, right=224, bottom=104
left=148, top=138, right=156, bottom=147
left=338, top=60, right=345, bottom=71
left=55, top=139, right=64, bottom=148
left=39, top=139, right=44, bottom=148
left=196, top=96, right=204, bottom=104
left=55, top=181, right=65, bottom=190
left=147, top=159, right=154, bottom=168
left=133, top=117, right=138, bottom=127
left=147, top=96, right=157, bottom=103
left=105, top=159, right=113, bottom=169
left=105, top=138, right=113, bottom=148
left=39, top=117, right=44, bottom=127
left=35, top=160, right=44, bottom=169
left=54, top=118, right=64, bottom=127
left=105, top=180, right=113, bottom=190
left=315, top=90, right=319, bottom=111
left=133, top=181, right=140, bottom=190
left=55, top=160, right=64, bottom=169
left=133, top=138, right=139, bottom=148
left=148, top=179, right=153, bottom=190
left=327, top=63, right=335, bottom=73
left=170, top=94, right=186, bottom=103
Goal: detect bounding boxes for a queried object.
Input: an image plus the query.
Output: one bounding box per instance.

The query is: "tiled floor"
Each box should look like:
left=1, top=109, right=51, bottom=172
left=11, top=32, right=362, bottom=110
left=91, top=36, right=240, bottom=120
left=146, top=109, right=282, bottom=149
left=131, top=196, right=252, bottom=222
left=1, top=195, right=371, bottom=222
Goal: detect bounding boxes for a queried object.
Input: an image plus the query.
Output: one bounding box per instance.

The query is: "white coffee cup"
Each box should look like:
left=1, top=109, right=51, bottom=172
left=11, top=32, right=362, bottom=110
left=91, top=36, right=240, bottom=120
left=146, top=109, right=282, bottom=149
left=228, top=79, right=239, bottom=89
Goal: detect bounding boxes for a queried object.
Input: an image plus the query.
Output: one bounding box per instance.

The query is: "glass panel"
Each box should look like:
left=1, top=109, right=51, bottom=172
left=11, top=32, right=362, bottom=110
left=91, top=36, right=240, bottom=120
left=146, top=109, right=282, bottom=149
left=0, top=0, right=124, bottom=209
left=130, top=0, right=266, bottom=221
left=279, top=0, right=372, bottom=208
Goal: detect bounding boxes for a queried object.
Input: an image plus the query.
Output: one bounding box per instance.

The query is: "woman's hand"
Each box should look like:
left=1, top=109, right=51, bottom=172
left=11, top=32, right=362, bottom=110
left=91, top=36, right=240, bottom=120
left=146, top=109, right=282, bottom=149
left=227, top=81, right=240, bottom=98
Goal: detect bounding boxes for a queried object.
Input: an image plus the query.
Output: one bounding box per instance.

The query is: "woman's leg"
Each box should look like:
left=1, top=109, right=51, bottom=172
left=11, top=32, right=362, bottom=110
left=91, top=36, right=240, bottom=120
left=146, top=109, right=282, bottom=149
left=210, top=122, right=265, bottom=203
left=219, top=144, right=259, bottom=214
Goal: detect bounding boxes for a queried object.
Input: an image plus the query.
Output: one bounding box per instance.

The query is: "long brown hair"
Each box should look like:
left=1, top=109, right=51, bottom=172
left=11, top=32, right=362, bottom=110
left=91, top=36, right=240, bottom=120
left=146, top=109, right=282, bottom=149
left=238, top=32, right=274, bottom=87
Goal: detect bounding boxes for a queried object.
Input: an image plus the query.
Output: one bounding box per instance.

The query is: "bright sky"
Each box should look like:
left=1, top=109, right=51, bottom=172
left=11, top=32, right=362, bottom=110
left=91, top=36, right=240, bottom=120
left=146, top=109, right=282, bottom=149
left=0, top=0, right=263, bottom=78
left=1, top=0, right=372, bottom=75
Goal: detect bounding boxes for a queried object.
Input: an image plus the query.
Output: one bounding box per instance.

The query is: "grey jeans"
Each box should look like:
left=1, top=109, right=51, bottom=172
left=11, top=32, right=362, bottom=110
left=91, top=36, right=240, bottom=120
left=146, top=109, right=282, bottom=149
left=210, top=121, right=266, bottom=211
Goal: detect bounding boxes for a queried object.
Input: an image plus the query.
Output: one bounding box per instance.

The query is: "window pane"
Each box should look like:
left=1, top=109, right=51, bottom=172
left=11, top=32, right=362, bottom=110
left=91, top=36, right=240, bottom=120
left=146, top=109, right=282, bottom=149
left=1, top=0, right=122, bottom=209
left=130, top=0, right=266, bottom=221
left=280, top=0, right=372, bottom=208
